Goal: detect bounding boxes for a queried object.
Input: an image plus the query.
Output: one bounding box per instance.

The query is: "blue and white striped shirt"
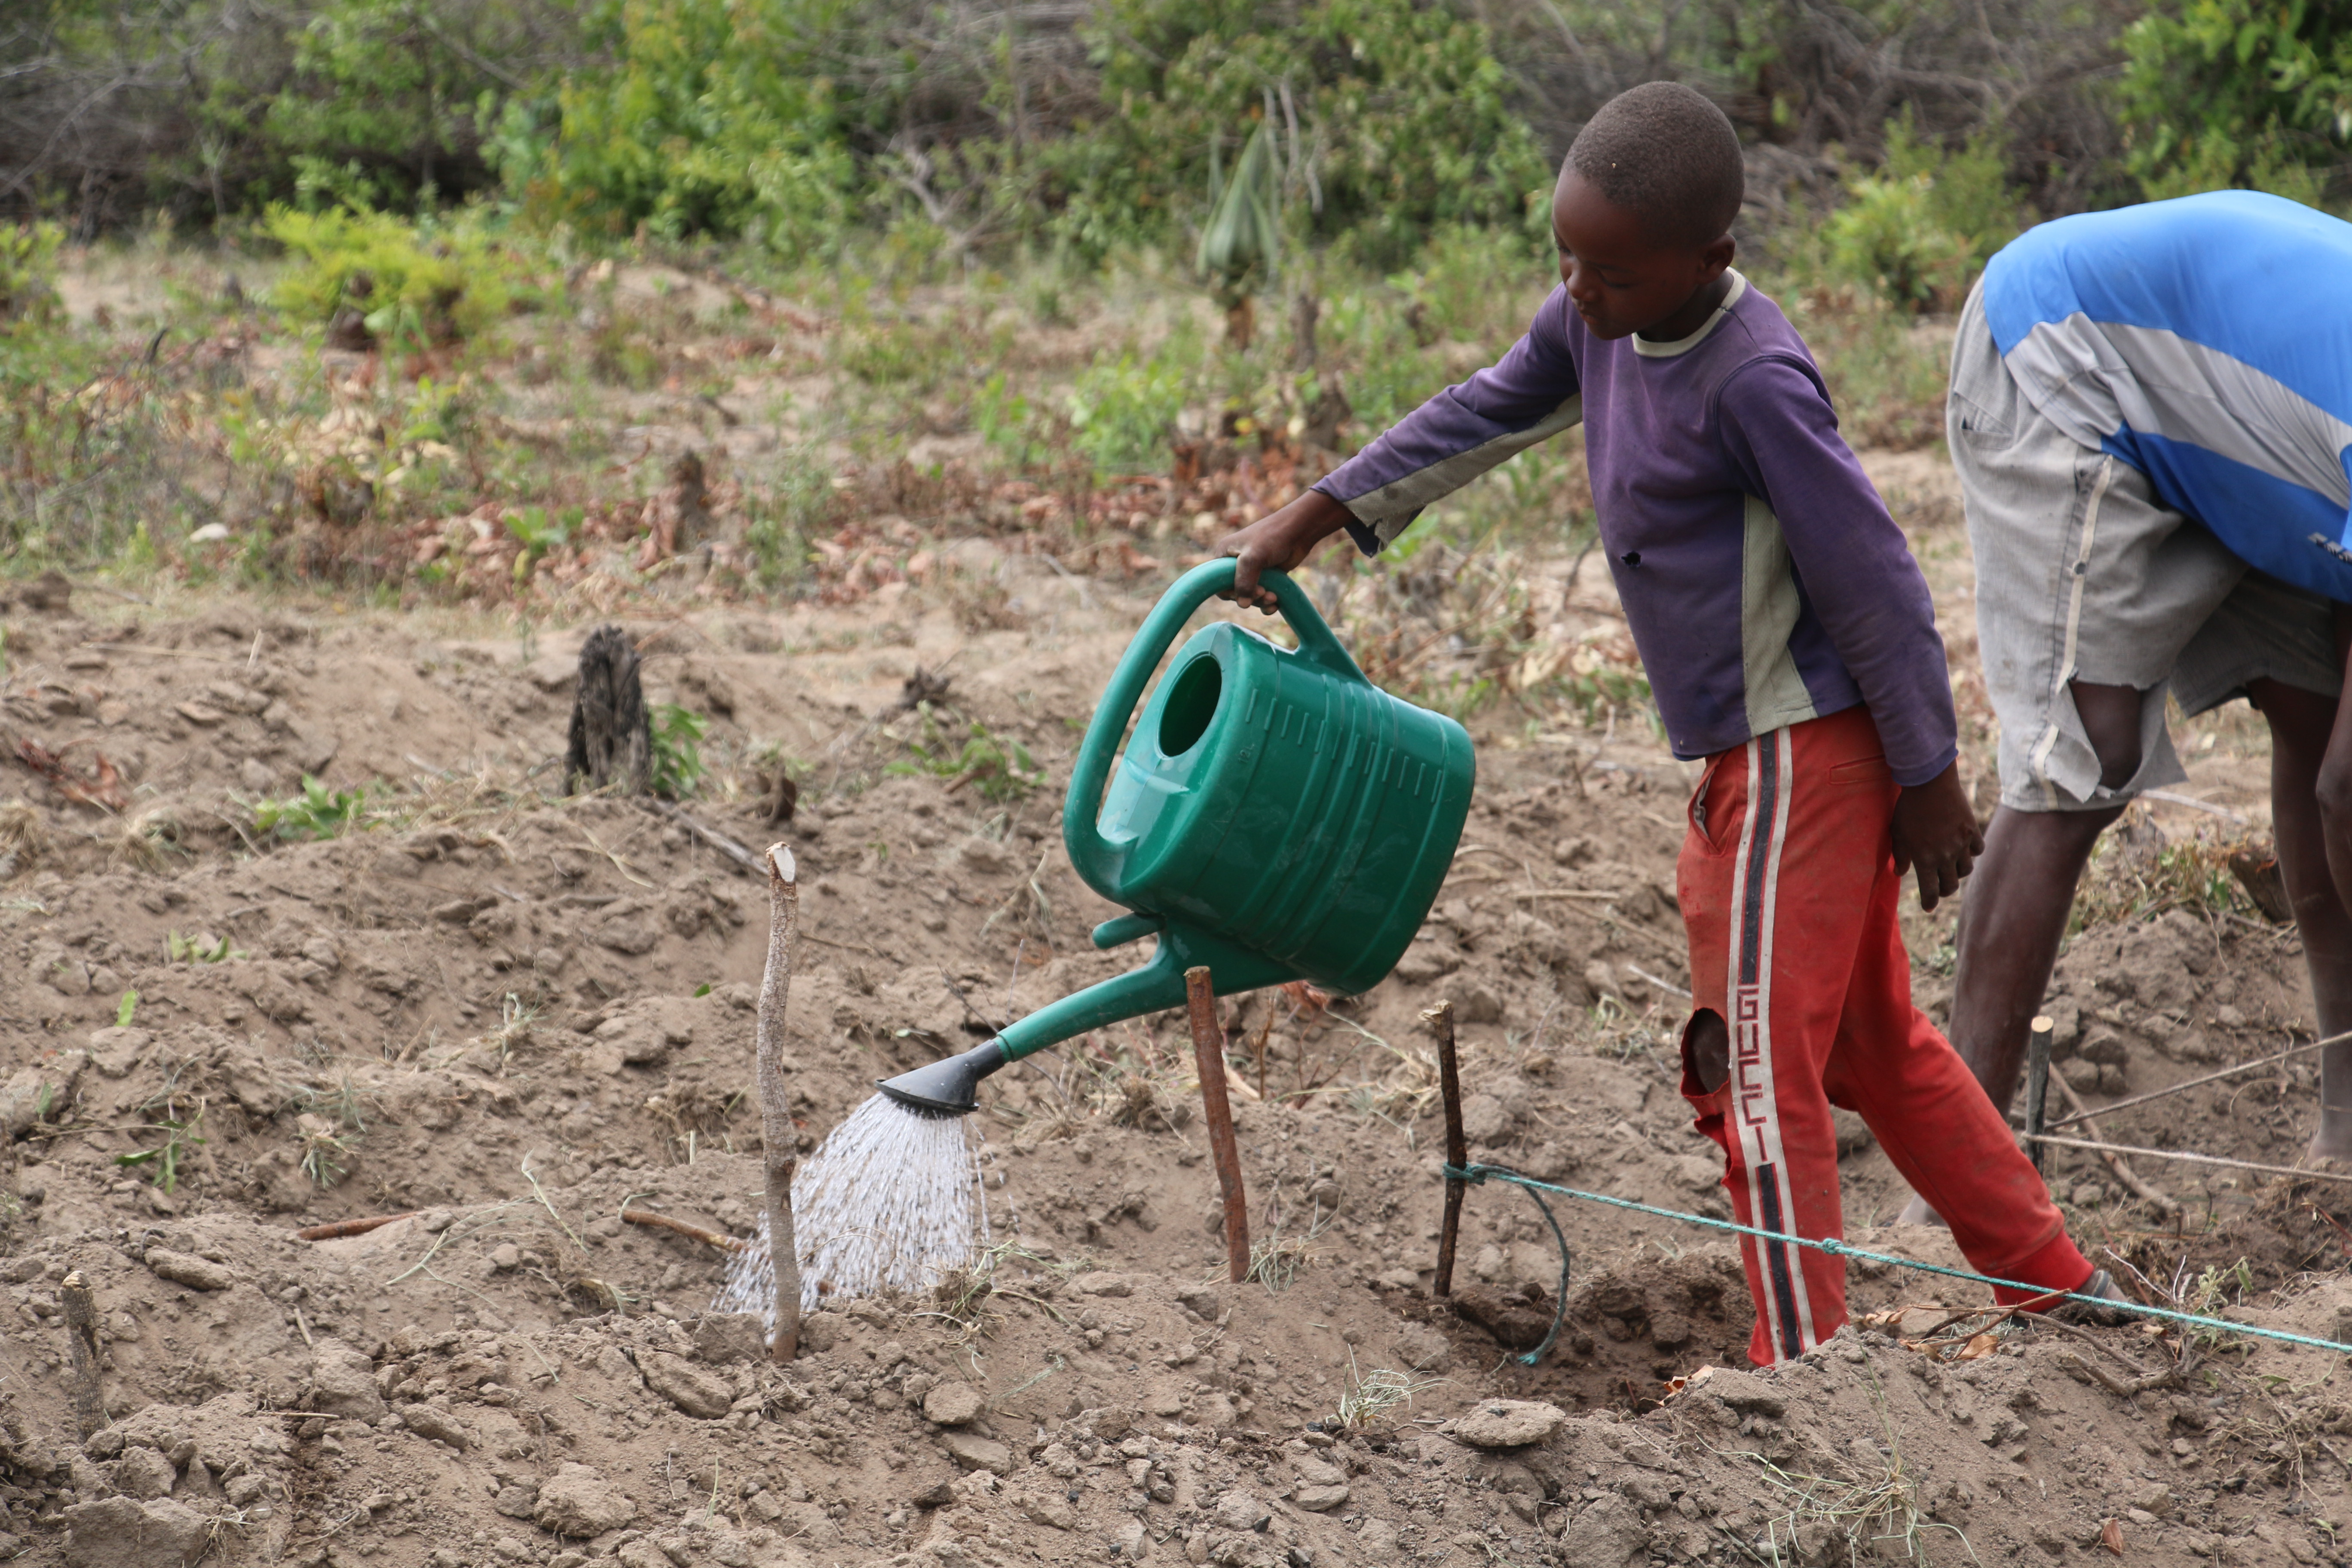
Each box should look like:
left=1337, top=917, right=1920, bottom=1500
left=1981, top=190, right=2352, bottom=601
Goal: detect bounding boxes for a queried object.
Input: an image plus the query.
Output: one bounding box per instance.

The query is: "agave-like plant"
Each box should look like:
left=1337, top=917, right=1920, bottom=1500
left=1197, top=122, right=1280, bottom=349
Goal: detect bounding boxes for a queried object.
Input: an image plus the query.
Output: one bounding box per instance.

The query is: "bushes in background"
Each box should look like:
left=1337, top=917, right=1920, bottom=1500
left=3, top=0, right=2349, bottom=287
left=2116, top=0, right=2352, bottom=204
left=505, top=0, right=856, bottom=250
left=1821, top=111, right=2031, bottom=309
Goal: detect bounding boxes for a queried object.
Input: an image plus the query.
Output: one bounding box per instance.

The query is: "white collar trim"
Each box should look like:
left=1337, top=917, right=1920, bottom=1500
left=1631, top=270, right=1747, bottom=358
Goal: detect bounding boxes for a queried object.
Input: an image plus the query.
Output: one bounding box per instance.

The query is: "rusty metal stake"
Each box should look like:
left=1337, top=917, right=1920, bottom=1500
left=1187, top=965, right=1251, bottom=1284
left=1430, top=1000, right=1466, bottom=1297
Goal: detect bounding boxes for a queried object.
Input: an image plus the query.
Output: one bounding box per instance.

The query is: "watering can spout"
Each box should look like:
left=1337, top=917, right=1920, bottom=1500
left=878, top=1039, right=1009, bottom=1118
left=874, top=922, right=1299, bottom=1117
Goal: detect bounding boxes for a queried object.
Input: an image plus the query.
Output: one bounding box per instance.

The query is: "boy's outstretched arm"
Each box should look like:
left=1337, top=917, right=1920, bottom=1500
left=1220, top=288, right=1585, bottom=611
left=1218, top=491, right=1354, bottom=612
left=1890, top=761, right=1982, bottom=912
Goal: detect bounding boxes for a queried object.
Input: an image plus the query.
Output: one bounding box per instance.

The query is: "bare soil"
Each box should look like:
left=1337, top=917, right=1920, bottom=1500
left=7, top=487, right=2352, bottom=1568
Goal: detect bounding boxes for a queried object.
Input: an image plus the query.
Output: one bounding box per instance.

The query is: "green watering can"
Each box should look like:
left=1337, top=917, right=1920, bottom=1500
left=877, top=558, right=1475, bottom=1115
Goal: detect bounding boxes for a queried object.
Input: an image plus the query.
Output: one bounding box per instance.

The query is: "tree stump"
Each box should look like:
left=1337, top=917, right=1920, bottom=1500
left=566, top=625, right=652, bottom=795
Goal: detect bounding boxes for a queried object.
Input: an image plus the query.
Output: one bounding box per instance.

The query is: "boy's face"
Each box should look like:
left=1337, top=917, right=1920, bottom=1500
left=1551, top=169, right=1735, bottom=340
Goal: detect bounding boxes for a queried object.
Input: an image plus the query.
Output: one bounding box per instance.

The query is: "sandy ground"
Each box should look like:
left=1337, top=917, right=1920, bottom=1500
left=7, top=315, right=2352, bottom=1566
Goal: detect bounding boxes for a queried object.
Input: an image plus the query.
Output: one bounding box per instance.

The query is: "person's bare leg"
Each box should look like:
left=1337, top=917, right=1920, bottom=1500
left=1895, top=682, right=2137, bottom=1224
left=2261, top=676, right=2352, bottom=1159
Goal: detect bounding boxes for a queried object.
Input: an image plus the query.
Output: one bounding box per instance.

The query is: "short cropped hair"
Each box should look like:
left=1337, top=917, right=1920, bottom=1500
left=1566, top=82, right=1744, bottom=249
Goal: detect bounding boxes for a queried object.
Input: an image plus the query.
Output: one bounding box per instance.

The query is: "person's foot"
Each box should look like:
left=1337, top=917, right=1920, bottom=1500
left=1894, top=1192, right=1948, bottom=1228
left=2306, top=1126, right=2352, bottom=1164
left=2048, top=1268, right=2130, bottom=1327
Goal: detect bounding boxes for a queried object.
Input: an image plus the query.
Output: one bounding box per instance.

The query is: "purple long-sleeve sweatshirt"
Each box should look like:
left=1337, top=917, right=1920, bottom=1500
left=1316, top=272, right=1957, bottom=786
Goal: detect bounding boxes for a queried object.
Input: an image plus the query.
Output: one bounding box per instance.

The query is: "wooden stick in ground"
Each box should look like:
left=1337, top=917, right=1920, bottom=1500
left=2046, top=1071, right=2180, bottom=1216
left=2026, top=1133, right=2352, bottom=1186
left=2024, top=1016, right=2053, bottom=1176
left=621, top=1207, right=749, bottom=1252
left=1430, top=1000, right=1467, bottom=1298
left=2042, top=1026, right=2352, bottom=1130
left=296, top=1210, right=422, bottom=1241
left=61, top=1270, right=104, bottom=1438
left=756, top=842, right=803, bottom=1360
left=1186, top=965, right=1250, bottom=1284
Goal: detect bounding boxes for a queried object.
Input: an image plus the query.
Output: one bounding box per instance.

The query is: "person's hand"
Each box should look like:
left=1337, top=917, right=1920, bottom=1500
left=1217, top=490, right=1353, bottom=612
left=1890, top=760, right=1984, bottom=912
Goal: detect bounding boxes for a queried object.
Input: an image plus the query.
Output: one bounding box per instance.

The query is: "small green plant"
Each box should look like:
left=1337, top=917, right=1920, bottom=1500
left=650, top=704, right=709, bottom=798
left=2070, top=824, right=2254, bottom=934
left=116, top=989, right=139, bottom=1028
left=1066, top=349, right=1194, bottom=477
left=167, top=931, right=248, bottom=964
left=2187, top=1257, right=2256, bottom=1348
left=251, top=775, right=370, bottom=841
left=975, top=371, right=1055, bottom=471
left=505, top=505, right=580, bottom=582
left=116, top=1114, right=205, bottom=1194
left=889, top=706, right=1043, bottom=802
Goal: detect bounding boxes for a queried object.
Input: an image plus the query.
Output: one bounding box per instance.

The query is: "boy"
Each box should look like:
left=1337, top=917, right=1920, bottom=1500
left=1902, top=192, right=2352, bottom=1221
left=1218, top=82, right=2111, bottom=1363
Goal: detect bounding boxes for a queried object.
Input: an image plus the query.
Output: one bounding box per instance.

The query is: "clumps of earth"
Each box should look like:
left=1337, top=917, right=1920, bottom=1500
left=6, top=590, right=2352, bottom=1568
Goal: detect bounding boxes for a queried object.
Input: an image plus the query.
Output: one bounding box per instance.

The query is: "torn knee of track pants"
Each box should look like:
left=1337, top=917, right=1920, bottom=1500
left=1682, top=1008, right=1730, bottom=1094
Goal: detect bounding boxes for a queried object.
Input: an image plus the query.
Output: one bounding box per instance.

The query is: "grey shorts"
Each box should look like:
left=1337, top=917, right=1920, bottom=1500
left=1949, top=282, right=2342, bottom=812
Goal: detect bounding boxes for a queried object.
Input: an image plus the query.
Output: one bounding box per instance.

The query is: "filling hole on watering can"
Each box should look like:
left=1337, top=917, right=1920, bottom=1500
left=1158, top=654, right=1223, bottom=756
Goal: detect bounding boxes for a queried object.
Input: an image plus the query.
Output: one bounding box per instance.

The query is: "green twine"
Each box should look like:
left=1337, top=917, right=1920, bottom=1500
left=1442, top=1161, right=2352, bottom=1359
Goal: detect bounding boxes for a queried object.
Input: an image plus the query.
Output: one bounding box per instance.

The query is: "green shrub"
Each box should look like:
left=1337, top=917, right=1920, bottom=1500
left=258, top=0, right=564, bottom=210
left=265, top=204, right=520, bottom=343
left=1822, top=111, right=2028, bottom=309
left=1823, top=175, right=1966, bottom=309
left=511, top=0, right=855, bottom=250
left=2117, top=0, right=2352, bottom=202
left=0, top=224, right=64, bottom=329
left=1393, top=222, right=1551, bottom=346
left=1047, top=0, right=1549, bottom=267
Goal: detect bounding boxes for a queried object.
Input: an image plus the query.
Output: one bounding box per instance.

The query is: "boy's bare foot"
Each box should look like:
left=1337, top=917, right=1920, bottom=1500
left=1894, top=1192, right=1948, bottom=1228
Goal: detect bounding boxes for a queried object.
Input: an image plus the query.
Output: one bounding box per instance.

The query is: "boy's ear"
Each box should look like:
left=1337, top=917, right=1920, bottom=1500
left=1701, top=231, right=1736, bottom=279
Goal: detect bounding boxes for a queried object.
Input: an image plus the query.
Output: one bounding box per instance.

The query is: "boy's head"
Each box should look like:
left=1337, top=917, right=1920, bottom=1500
left=1554, top=83, right=1744, bottom=340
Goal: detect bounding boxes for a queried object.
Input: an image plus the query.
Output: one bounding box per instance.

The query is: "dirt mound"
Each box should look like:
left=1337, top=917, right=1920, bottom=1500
left=6, top=589, right=2352, bottom=1566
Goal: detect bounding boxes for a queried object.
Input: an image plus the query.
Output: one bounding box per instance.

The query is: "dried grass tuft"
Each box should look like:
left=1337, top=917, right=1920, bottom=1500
left=0, top=799, right=46, bottom=880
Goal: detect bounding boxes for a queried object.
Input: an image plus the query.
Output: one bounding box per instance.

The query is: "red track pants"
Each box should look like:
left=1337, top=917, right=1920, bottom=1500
left=1677, top=706, right=2090, bottom=1365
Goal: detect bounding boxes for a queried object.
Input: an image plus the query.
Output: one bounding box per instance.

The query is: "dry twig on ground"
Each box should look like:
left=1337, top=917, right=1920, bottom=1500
left=620, top=1207, right=747, bottom=1253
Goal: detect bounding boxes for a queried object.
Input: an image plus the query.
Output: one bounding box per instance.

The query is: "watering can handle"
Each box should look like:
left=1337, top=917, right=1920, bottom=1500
left=1064, top=558, right=1363, bottom=887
